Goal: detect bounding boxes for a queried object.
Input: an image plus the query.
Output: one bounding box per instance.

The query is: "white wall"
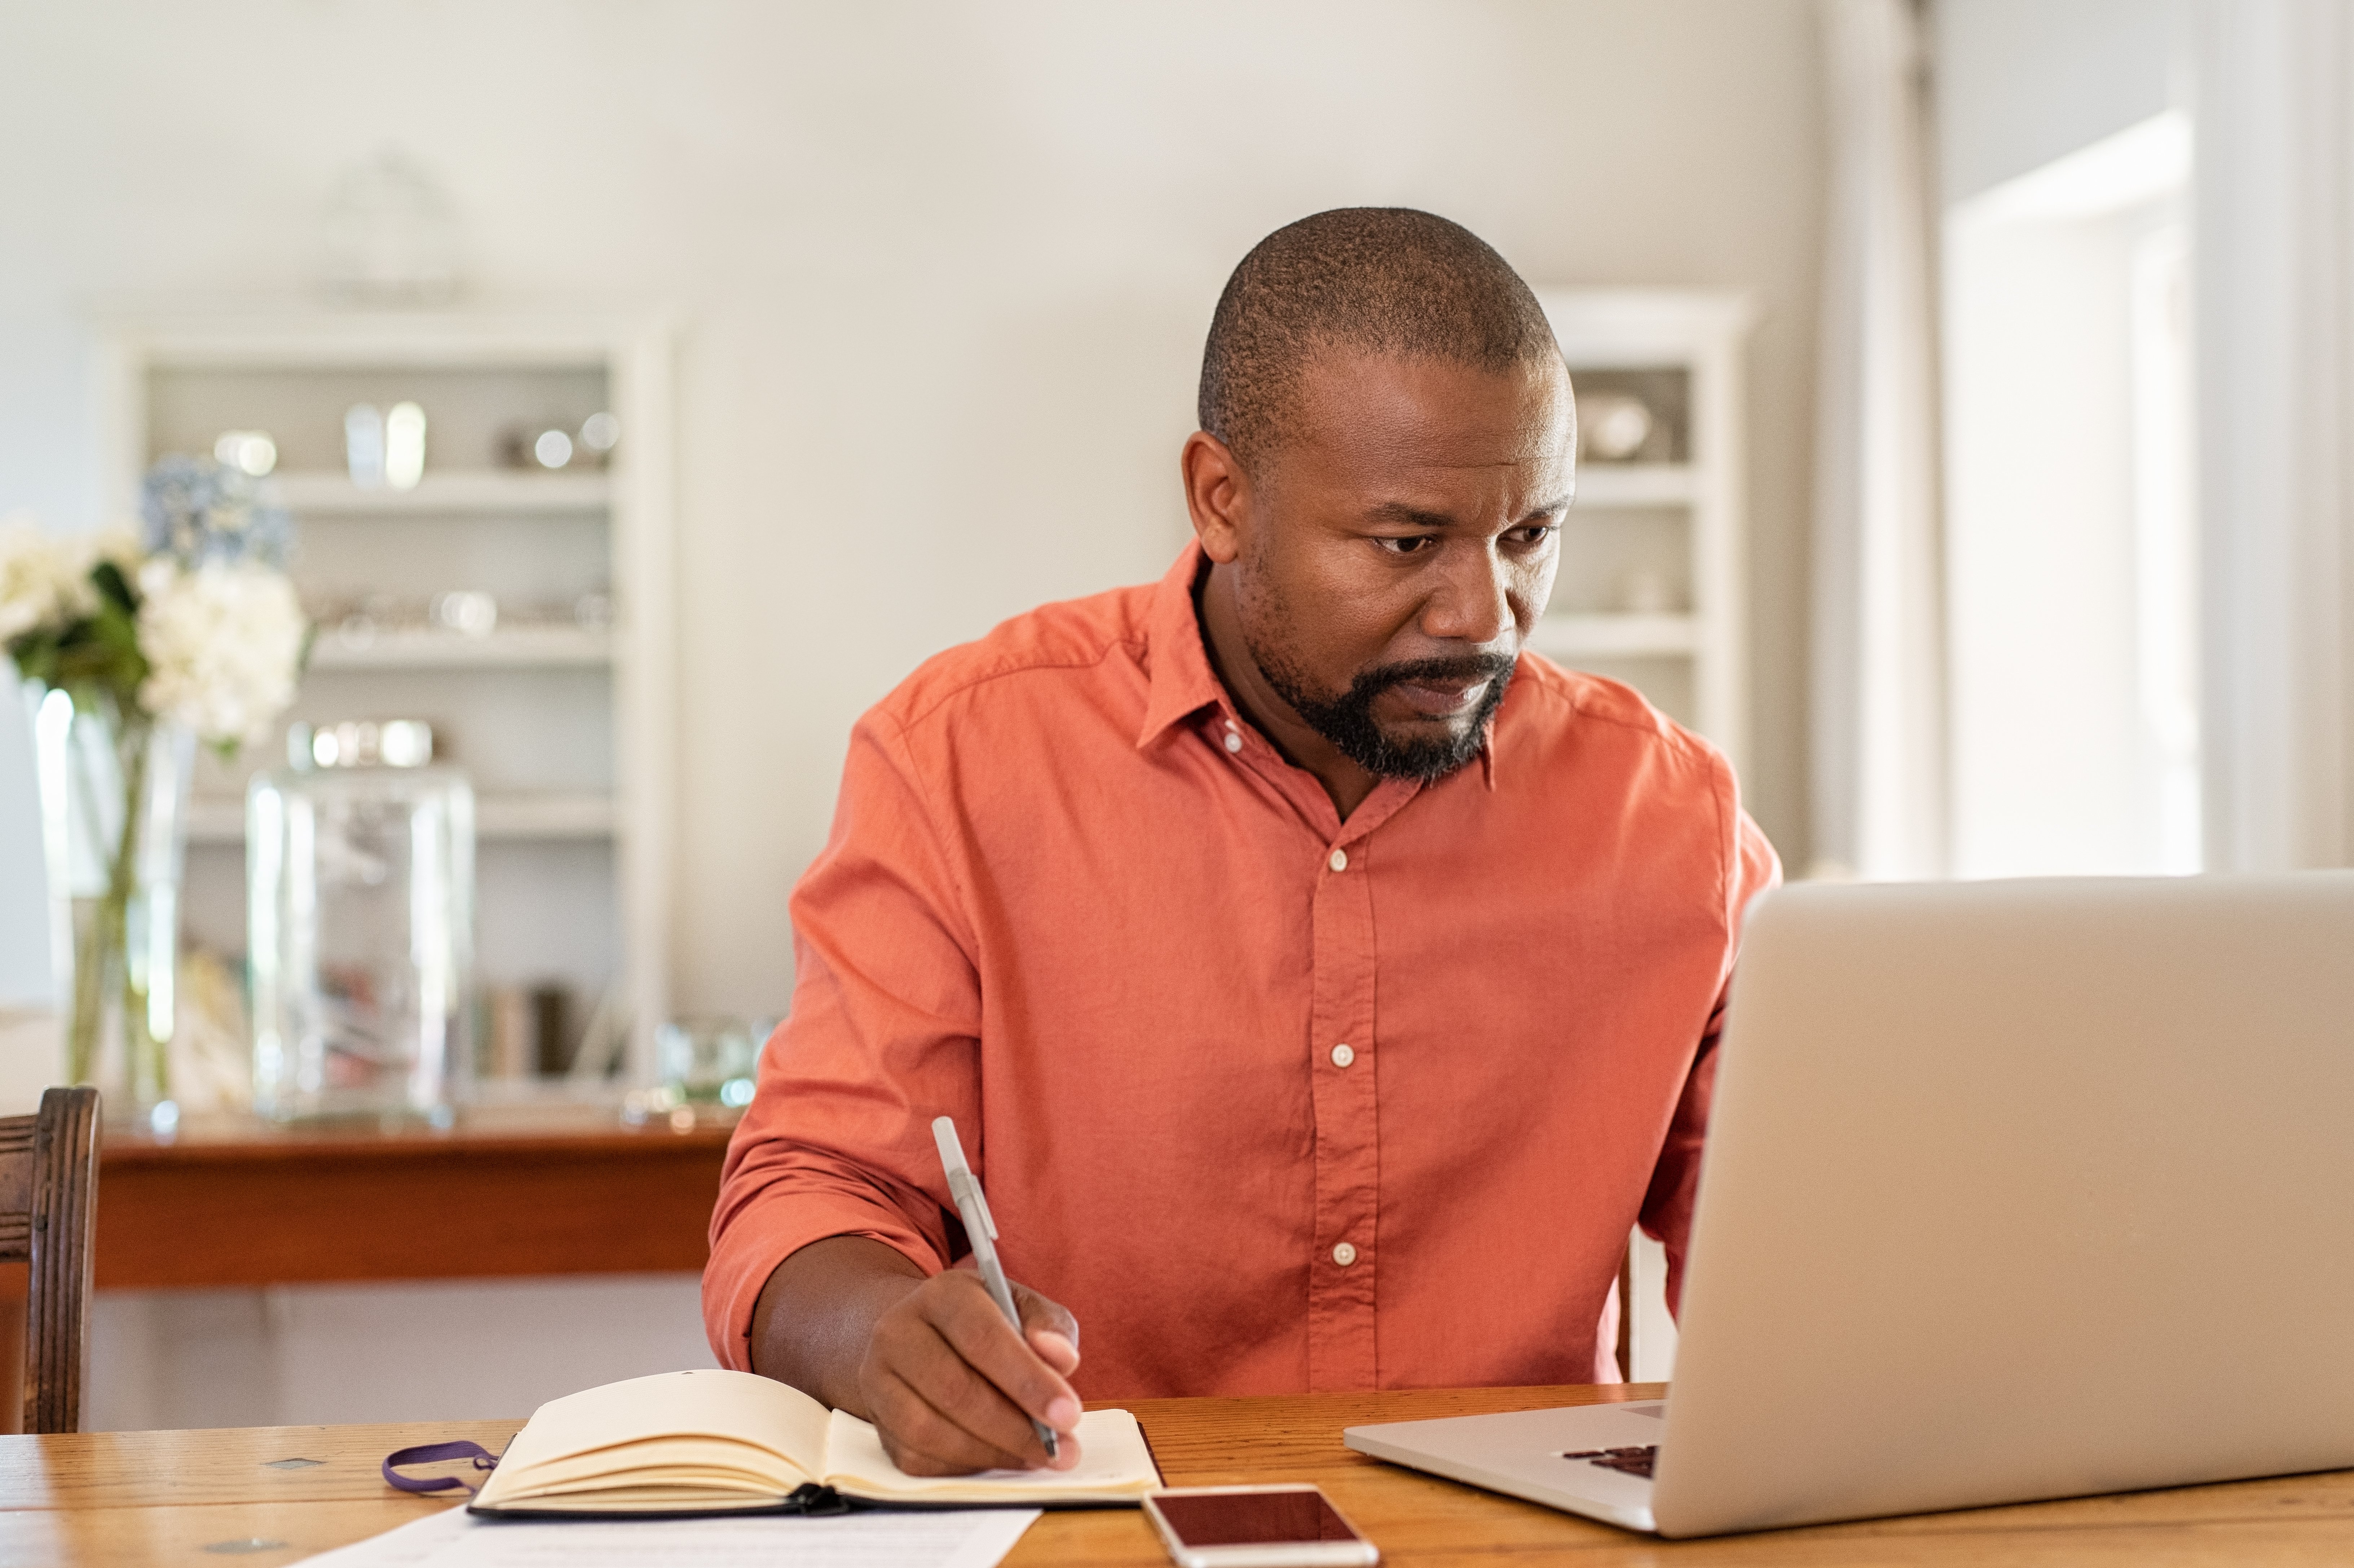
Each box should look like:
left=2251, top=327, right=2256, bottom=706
left=1, top=1, right=1827, bottom=1026
left=1935, top=0, right=2180, bottom=203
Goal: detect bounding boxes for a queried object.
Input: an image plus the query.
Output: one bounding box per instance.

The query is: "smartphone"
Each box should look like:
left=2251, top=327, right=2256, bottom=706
left=1143, top=1485, right=1380, bottom=1568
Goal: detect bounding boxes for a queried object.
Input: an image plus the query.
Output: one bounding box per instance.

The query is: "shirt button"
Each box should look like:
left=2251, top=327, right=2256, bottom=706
left=1222, top=729, right=1243, bottom=754
left=1330, top=1043, right=1354, bottom=1068
left=1328, top=847, right=1349, bottom=873
left=1332, top=1242, right=1358, bottom=1267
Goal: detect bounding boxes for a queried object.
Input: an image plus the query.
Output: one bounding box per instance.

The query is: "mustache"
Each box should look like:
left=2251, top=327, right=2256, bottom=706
left=1348, top=652, right=1517, bottom=698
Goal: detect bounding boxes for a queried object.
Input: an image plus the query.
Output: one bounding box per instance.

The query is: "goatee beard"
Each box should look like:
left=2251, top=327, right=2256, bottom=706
left=1251, top=644, right=1515, bottom=783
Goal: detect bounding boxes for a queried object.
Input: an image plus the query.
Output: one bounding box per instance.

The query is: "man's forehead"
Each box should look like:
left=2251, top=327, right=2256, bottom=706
left=1288, top=351, right=1573, bottom=464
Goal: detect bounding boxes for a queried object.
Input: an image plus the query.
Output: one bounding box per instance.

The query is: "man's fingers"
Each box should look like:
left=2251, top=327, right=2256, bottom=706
left=869, top=1296, right=1054, bottom=1465
left=931, top=1275, right=1081, bottom=1436
left=860, top=1271, right=1086, bottom=1476
left=918, top=1316, right=1067, bottom=1460
left=867, top=1366, right=1031, bottom=1476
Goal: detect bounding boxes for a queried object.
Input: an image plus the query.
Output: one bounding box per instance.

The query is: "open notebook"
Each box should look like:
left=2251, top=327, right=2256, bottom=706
left=468, top=1370, right=1161, bottom=1516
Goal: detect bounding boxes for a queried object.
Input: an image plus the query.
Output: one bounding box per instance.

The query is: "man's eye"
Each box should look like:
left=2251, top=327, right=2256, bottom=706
left=1509, top=525, right=1560, bottom=547
left=1374, top=536, right=1438, bottom=555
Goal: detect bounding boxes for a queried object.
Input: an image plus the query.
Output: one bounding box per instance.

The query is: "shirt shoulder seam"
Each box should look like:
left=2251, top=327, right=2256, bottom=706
left=895, top=633, right=1148, bottom=732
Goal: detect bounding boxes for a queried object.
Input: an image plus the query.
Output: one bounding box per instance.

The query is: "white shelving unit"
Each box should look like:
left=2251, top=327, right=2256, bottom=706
left=93, top=309, right=675, bottom=1083
left=267, top=470, right=612, bottom=513
left=183, top=791, right=618, bottom=845
left=1537, top=290, right=1755, bottom=778
left=308, top=626, right=615, bottom=671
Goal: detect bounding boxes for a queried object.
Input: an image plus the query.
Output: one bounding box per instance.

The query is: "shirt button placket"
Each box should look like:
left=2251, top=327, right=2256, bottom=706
left=1307, top=834, right=1378, bottom=1388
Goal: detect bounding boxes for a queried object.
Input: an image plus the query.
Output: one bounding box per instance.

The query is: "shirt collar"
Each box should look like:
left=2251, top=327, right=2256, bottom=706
left=1136, top=540, right=1230, bottom=749
left=1135, top=539, right=1504, bottom=792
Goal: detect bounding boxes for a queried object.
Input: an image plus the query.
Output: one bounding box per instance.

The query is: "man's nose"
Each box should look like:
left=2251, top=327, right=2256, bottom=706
left=1421, top=544, right=1515, bottom=646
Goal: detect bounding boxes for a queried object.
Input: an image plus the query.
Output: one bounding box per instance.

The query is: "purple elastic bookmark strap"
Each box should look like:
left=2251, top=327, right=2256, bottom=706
left=383, top=1441, right=502, bottom=1495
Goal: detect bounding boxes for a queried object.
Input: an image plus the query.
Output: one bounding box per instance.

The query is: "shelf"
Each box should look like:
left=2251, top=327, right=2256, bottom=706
left=111, top=311, right=674, bottom=1085
left=307, top=625, right=613, bottom=671
left=1529, top=613, right=1699, bottom=659
left=269, top=471, right=610, bottom=514
left=1572, top=465, right=1697, bottom=508
left=187, top=791, right=617, bottom=845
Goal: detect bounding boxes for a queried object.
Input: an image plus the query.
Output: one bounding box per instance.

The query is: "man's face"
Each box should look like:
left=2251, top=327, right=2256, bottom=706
left=1223, top=351, right=1574, bottom=781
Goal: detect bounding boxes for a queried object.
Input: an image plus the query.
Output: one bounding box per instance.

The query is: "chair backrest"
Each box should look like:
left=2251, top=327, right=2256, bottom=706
left=0, top=1087, right=99, bottom=1434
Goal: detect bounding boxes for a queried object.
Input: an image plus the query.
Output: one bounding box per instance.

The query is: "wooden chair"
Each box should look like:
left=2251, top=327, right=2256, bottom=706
left=0, top=1088, right=100, bottom=1433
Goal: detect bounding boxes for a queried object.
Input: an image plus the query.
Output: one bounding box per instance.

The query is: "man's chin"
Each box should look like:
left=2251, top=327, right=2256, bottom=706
left=1252, top=643, right=1512, bottom=783
left=1374, top=712, right=1477, bottom=749
left=1354, top=719, right=1487, bottom=783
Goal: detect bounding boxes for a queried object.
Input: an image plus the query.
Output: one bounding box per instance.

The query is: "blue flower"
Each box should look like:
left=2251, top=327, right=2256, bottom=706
left=140, top=455, right=295, bottom=569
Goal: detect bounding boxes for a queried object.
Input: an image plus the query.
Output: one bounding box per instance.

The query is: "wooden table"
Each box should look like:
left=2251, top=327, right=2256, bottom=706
left=96, top=1104, right=736, bottom=1289
left=7, top=1383, right=2354, bottom=1565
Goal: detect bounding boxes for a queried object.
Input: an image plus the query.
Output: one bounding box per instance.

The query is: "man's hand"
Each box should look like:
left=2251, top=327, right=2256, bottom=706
left=860, top=1269, right=1082, bottom=1475
left=749, top=1235, right=1083, bottom=1476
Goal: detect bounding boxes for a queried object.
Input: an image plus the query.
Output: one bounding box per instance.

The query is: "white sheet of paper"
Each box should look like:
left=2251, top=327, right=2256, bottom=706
left=294, top=1502, right=1042, bottom=1568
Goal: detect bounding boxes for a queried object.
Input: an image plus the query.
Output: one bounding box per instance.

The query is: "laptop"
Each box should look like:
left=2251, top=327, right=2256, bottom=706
left=1344, top=873, right=2354, bottom=1538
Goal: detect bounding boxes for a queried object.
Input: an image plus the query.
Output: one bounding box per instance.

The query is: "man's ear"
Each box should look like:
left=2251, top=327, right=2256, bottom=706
left=1180, top=430, right=1251, bottom=565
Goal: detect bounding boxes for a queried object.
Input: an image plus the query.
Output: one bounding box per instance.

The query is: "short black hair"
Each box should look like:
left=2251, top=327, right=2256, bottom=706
left=1198, top=207, right=1562, bottom=467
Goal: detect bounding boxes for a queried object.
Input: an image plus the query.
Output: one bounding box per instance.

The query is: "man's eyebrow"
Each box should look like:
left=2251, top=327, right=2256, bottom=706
left=1363, top=500, right=1458, bottom=529
left=1362, top=494, right=1577, bottom=529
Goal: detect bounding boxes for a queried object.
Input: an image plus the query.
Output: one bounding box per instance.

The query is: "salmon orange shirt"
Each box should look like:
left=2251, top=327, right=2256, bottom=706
left=706, top=543, right=1780, bottom=1397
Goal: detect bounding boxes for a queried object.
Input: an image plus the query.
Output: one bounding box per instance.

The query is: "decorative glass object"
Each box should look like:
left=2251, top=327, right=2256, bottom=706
left=248, top=722, right=474, bottom=1122
left=655, top=1017, right=759, bottom=1110
left=321, top=149, right=461, bottom=306
left=26, top=686, right=194, bottom=1114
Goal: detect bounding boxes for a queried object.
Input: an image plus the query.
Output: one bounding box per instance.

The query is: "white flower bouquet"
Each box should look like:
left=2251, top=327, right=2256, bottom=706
left=3, top=457, right=308, bottom=1094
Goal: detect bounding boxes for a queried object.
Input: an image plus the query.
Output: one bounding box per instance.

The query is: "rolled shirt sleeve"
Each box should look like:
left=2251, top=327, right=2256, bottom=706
left=704, top=709, right=978, bottom=1370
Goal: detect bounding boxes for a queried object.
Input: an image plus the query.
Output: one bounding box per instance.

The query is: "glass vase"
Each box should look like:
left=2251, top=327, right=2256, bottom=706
left=25, top=682, right=195, bottom=1118
left=247, top=746, right=475, bottom=1122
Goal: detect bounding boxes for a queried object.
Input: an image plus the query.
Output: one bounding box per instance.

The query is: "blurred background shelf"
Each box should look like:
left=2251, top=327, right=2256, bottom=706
left=270, top=470, right=612, bottom=513
left=186, top=790, right=617, bottom=845
left=308, top=626, right=615, bottom=670
left=99, top=312, right=675, bottom=1083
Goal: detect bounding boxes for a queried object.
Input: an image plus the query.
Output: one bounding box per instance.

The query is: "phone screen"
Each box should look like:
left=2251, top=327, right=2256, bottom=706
left=1152, top=1489, right=1363, bottom=1546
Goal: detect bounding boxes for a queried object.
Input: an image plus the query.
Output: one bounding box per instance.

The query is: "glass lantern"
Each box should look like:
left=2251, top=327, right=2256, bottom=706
left=248, top=721, right=474, bottom=1122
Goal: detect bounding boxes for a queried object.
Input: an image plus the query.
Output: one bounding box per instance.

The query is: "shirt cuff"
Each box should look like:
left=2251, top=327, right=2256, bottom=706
left=703, top=1178, right=950, bottom=1372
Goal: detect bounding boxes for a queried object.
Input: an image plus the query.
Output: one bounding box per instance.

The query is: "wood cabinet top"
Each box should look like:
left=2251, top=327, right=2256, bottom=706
left=98, top=1103, right=739, bottom=1168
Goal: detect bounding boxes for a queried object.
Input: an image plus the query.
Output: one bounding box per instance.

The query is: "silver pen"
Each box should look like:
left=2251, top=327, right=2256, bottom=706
left=930, top=1115, right=1061, bottom=1461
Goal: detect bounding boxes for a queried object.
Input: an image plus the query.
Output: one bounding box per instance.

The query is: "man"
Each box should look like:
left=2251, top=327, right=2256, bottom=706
left=705, top=208, right=1779, bottom=1478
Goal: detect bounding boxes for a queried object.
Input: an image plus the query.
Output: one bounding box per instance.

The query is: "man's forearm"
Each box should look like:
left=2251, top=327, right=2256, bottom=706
left=748, top=1234, right=929, bottom=1415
